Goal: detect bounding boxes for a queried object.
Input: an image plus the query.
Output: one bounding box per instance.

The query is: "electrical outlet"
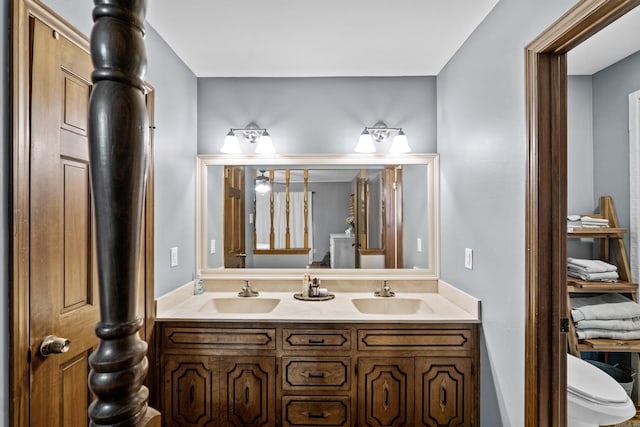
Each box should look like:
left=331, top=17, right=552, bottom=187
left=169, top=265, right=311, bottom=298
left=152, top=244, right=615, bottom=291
left=170, top=247, right=178, bottom=267
left=210, top=239, right=216, bottom=254
left=465, top=248, right=473, bottom=270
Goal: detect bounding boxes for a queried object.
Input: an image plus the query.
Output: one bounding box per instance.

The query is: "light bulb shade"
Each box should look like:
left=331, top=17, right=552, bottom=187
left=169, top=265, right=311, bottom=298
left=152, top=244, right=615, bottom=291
left=254, top=174, right=271, bottom=193
left=355, top=130, right=375, bottom=153
left=389, top=130, right=411, bottom=153
left=255, top=131, right=275, bottom=154
left=221, top=130, right=241, bottom=154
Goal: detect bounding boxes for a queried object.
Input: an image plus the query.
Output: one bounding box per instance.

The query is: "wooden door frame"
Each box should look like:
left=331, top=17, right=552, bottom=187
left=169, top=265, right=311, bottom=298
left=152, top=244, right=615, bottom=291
left=9, top=1, right=156, bottom=425
left=525, top=0, right=640, bottom=425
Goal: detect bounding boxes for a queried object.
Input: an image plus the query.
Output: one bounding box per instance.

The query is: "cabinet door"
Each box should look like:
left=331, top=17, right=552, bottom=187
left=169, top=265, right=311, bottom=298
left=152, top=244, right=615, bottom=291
left=415, top=357, right=472, bottom=427
left=220, top=356, right=276, bottom=427
left=358, top=357, right=414, bottom=427
left=163, top=355, right=218, bottom=427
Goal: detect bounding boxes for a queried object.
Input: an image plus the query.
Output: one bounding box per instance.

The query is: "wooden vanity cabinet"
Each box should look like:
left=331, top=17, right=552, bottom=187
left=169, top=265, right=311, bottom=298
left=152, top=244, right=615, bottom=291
left=156, top=322, right=479, bottom=427
left=160, top=324, right=277, bottom=427
left=357, top=327, right=477, bottom=427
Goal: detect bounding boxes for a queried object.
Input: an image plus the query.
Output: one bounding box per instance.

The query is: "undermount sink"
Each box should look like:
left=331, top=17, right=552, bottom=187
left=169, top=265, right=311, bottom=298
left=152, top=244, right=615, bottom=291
left=351, top=297, right=433, bottom=315
left=198, top=297, right=280, bottom=314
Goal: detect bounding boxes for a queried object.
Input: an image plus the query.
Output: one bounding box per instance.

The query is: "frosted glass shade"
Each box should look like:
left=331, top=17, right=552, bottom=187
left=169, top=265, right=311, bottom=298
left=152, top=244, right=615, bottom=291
left=355, top=130, right=375, bottom=153
left=255, top=132, right=275, bottom=154
left=221, top=131, right=241, bottom=154
left=389, top=130, right=411, bottom=153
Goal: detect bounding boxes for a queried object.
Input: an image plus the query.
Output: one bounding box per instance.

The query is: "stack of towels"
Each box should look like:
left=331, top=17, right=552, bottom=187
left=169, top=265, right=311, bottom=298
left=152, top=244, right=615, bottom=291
left=567, top=215, right=609, bottom=231
left=568, top=257, right=619, bottom=282
left=571, top=293, right=640, bottom=339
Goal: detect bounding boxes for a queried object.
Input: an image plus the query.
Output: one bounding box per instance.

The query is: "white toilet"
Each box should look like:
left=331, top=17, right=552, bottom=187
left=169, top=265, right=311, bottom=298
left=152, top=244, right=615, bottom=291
left=567, top=353, right=636, bottom=427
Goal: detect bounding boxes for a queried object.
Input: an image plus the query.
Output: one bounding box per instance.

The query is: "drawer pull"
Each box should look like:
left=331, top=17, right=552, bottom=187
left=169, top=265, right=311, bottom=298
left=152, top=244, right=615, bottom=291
left=307, top=372, right=325, bottom=379
left=308, top=338, right=325, bottom=344
left=307, top=411, right=327, bottom=419
left=440, top=385, right=447, bottom=409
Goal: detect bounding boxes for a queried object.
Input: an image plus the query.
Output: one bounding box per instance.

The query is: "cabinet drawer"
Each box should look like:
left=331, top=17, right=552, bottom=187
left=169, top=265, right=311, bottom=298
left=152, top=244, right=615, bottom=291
left=358, top=328, right=472, bottom=352
left=283, top=357, right=350, bottom=390
left=283, top=329, right=351, bottom=350
left=163, top=326, right=276, bottom=350
left=283, top=396, right=351, bottom=426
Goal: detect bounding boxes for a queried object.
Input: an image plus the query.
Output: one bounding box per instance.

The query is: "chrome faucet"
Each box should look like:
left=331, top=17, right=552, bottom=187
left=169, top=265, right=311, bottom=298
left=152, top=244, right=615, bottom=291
left=238, top=280, right=259, bottom=297
left=374, top=280, right=395, bottom=297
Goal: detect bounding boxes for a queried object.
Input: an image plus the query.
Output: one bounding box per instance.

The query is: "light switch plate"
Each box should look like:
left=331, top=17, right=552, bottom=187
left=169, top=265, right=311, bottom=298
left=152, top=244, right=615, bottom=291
left=465, top=248, right=473, bottom=270
left=170, top=247, right=178, bottom=267
left=210, top=239, right=216, bottom=254
left=417, top=238, right=423, bottom=252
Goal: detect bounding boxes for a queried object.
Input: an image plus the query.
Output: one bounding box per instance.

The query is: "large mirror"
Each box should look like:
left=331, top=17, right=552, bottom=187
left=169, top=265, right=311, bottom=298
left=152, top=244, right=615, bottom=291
left=196, top=154, right=439, bottom=277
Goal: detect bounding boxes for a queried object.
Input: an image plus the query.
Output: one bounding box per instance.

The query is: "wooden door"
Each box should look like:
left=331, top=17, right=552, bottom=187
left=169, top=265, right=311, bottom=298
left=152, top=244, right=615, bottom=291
left=163, top=355, right=218, bottom=427
left=219, top=357, right=276, bottom=427
left=353, top=173, right=365, bottom=268
left=382, top=166, right=403, bottom=268
left=358, top=358, right=414, bottom=427
left=224, top=166, right=246, bottom=268
left=28, top=19, right=99, bottom=426
left=415, top=357, right=472, bottom=427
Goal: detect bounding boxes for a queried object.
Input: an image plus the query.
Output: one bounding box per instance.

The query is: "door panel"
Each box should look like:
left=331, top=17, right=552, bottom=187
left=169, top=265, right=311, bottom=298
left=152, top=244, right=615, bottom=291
left=224, top=166, right=246, bottom=268
left=29, top=19, right=98, bottom=427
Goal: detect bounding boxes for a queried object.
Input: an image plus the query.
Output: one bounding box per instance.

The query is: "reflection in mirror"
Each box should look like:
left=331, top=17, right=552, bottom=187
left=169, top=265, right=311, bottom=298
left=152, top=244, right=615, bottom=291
left=196, top=155, right=439, bottom=275
left=254, top=169, right=310, bottom=254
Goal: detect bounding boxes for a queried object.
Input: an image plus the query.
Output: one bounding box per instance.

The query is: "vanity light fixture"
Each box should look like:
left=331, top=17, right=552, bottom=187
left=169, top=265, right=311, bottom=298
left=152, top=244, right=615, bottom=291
left=355, top=121, right=411, bottom=154
left=220, top=122, right=275, bottom=154
left=254, top=170, right=271, bottom=193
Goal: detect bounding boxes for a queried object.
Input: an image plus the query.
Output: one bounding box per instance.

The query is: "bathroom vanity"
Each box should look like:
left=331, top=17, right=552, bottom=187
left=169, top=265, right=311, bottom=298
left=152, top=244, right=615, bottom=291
left=159, top=153, right=480, bottom=425
left=154, top=281, right=480, bottom=427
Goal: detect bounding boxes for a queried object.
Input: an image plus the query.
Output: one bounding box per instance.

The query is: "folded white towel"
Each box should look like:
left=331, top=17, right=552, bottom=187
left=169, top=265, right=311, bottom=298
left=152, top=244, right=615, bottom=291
left=568, top=269, right=619, bottom=281
left=567, top=257, right=617, bottom=273
left=575, top=317, right=640, bottom=331
left=576, top=328, right=640, bottom=340
left=581, top=216, right=609, bottom=224
left=571, top=293, right=640, bottom=321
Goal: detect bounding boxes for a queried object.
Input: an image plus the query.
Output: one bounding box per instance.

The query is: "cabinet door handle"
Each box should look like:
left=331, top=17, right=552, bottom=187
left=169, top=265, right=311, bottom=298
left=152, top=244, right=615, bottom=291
left=308, top=411, right=327, bottom=419
left=245, top=386, right=249, bottom=404
left=440, top=386, right=447, bottom=407
left=308, top=338, right=325, bottom=344
left=308, top=372, right=325, bottom=379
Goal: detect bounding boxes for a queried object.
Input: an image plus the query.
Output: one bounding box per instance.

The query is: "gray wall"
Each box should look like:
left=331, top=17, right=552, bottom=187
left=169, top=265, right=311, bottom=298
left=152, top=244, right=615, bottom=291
left=40, top=0, right=199, bottom=297
left=568, top=76, right=595, bottom=214
left=593, top=50, right=640, bottom=238
left=197, top=77, right=437, bottom=155
left=145, top=27, right=198, bottom=296
left=1, top=0, right=9, bottom=424
left=403, top=164, right=430, bottom=269
left=311, top=182, right=353, bottom=263
left=567, top=75, right=595, bottom=258
left=436, top=0, right=575, bottom=425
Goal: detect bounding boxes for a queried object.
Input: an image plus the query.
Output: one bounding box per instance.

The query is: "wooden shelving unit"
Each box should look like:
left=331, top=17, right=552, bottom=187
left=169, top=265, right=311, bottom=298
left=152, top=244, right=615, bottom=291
left=567, top=196, right=639, bottom=356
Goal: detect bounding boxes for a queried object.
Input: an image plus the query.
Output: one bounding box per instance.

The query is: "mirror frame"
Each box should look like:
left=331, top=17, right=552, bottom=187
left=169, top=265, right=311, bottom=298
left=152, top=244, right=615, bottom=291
left=196, top=154, right=439, bottom=280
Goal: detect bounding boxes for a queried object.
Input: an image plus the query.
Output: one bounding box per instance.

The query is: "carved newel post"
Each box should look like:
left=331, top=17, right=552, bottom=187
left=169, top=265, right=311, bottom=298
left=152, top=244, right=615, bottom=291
left=88, top=0, right=158, bottom=425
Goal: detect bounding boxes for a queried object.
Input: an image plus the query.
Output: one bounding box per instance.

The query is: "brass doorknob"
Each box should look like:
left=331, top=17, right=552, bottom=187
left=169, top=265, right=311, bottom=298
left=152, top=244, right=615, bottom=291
left=237, top=253, right=247, bottom=258
left=40, top=335, right=71, bottom=357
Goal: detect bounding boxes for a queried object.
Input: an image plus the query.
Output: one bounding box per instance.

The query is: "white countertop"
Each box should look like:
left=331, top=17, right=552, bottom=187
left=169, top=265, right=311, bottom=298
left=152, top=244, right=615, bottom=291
left=156, top=280, right=480, bottom=324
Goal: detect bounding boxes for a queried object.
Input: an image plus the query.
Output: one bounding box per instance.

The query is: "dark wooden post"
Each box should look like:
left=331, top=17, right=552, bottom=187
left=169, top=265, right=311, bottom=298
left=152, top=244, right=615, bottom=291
left=87, top=1, right=158, bottom=425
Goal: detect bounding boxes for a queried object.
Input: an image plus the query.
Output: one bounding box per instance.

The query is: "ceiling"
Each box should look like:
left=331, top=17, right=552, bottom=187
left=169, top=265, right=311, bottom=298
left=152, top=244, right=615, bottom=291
left=146, top=0, right=499, bottom=77
left=146, top=1, right=640, bottom=78
left=568, top=5, right=640, bottom=75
